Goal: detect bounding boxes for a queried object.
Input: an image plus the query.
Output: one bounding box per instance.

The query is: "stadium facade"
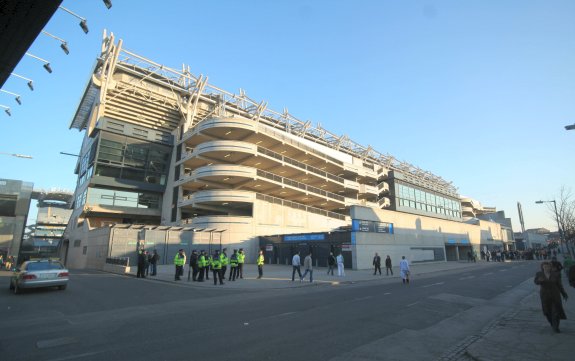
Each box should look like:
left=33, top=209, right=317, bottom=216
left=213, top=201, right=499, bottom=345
left=63, top=33, right=512, bottom=269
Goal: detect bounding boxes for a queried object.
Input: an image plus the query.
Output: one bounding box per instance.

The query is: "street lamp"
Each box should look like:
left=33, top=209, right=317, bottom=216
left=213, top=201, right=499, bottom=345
left=25, top=53, right=53, bottom=73
left=41, top=31, right=70, bottom=55
left=10, top=73, right=34, bottom=91
left=58, top=6, right=89, bottom=34
left=535, top=200, right=566, bottom=254
left=1, top=89, right=22, bottom=105
left=0, top=104, right=11, bottom=116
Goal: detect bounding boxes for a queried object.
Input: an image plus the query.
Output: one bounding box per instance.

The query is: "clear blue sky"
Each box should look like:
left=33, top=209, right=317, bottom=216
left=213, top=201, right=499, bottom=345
left=1, top=0, right=573, bottom=231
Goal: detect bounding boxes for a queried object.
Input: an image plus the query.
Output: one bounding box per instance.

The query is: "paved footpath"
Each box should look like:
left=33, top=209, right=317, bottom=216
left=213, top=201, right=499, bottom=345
left=126, top=259, right=575, bottom=360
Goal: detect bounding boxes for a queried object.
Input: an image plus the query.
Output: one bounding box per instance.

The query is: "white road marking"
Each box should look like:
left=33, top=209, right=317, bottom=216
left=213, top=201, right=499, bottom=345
left=384, top=292, right=391, bottom=295
left=45, top=352, right=105, bottom=361
left=353, top=296, right=373, bottom=301
left=484, top=272, right=494, bottom=275
left=499, top=269, right=507, bottom=272
left=422, top=282, right=445, bottom=288
left=407, top=302, right=419, bottom=307
left=459, top=276, right=475, bottom=280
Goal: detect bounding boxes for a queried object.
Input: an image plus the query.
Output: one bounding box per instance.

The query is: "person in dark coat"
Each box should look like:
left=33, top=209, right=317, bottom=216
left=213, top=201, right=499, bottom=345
left=137, top=249, right=147, bottom=278
left=534, top=261, right=569, bottom=333
left=569, top=264, right=575, bottom=288
left=189, top=250, right=199, bottom=281
left=385, top=255, right=393, bottom=276
left=149, top=249, right=159, bottom=276
left=373, top=253, right=381, bottom=275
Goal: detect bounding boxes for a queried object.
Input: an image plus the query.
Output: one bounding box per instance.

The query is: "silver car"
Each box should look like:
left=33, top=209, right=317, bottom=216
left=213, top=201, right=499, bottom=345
left=9, top=259, right=69, bottom=294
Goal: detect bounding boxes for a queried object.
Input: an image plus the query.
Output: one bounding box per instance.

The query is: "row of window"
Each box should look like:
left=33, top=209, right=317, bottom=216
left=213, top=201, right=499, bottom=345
left=396, top=183, right=461, bottom=218
left=75, top=187, right=162, bottom=210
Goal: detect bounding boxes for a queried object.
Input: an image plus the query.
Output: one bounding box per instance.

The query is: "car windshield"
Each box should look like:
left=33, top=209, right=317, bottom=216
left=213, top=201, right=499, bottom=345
left=26, top=262, right=64, bottom=271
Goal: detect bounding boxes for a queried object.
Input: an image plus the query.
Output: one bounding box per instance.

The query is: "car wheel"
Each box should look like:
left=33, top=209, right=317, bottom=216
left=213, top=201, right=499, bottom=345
left=58, top=285, right=67, bottom=290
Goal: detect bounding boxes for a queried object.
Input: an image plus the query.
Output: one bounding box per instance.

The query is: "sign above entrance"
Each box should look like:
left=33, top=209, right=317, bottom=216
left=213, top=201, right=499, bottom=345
left=351, top=219, right=393, bottom=234
left=283, top=234, right=326, bottom=242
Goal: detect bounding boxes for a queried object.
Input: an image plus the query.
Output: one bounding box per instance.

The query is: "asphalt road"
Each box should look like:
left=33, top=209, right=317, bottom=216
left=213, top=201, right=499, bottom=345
left=0, top=261, right=536, bottom=361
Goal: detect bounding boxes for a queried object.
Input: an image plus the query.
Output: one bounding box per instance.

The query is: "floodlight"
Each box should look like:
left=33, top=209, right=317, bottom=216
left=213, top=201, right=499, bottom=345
left=25, top=53, right=53, bottom=73
left=59, top=6, right=89, bottom=34
left=11, top=73, right=35, bottom=91
left=0, top=89, right=22, bottom=105
left=60, top=42, right=70, bottom=55
left=43, top=63, right=53, bottom=73
left=15, top=96, right=21, bottom=105
left=103, top=0, right=112, bottom=9
left=80, top=19, right=89, bottom=34
left=1, top=105, right=11, bottom=116
left=42, top=31, right=70, bottom=55
left=27, top=81, right=34, bottom=91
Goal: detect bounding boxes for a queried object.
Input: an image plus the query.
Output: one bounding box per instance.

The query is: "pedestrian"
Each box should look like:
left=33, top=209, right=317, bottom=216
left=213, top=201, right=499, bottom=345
left=229, top=249, right=239, bottom=281
left=373, top=252, right=381, bottom=275
left=238, top=248, right=245, bottom=279
left=399, top=256, right=410, bottom=284
left=256, top=249, right=264, bottom=279
left=534, top=261, right=569, bottom=333
left=173, top=249, right=186, bottom=281
left=150, top=249, right=159, bottom=276
left=327, top=252, right=336, bottom=275
left=569, top=264, right=575, bottom=288
left=136, top=248, right=147, bottom=278
left=385, top=255, right=393, bottom=276
left=205, top=252, right=211, bottom=281
left=292, top=251, right=302, bottom=281
left=300, top=252, right=313, bottom=283
left=220, top=248, right=228, bottom=280
left=189, top=250, right=198, bottom=281
left=336, top=252, right=345, bottom=277
left=197, top=250, right=206, bottom=282
left=211, top=250, right=224, bottom=285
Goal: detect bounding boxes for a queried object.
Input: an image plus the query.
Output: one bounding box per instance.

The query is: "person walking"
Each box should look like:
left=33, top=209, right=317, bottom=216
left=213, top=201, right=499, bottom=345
left=300, top=252, right=313, bottom=283
left=205, top=252, right=211, bottom=281
left=385, top=255, right=393, bottom=276
left=150, top=249, right=159, bottom=276
left=292, top=251, right=303, bottom=281
left=534, top=261, right=568, bottom=332
left=399, top=256, right=410, bottom=284
left=211, top=250, right=224, bottom=285
left=173, top=249, right=186, bottom=281
left=373, top=252, right=382, bottom=275
left=327, top=252, right=336, bottom=276
left=229, top=249, right=239, bottom=281
left=256, top=250, right=264, bottom=279
left=336, top=252, right=345, bottom=277
left=237, top=248, right=245, bottom=279
left=137, top=249, right=147, bottom=278
left=189, top=250, right=198, bottom=281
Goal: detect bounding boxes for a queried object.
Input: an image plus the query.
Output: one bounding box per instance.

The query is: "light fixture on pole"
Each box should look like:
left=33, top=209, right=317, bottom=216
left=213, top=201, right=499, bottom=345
left=0, top=104, right=11, bottom=116
left=41, top=31, right=70, bottom=55
left=103, top=0, right=113, bottom=9
left=566, top=124, right=575, bottom=131
left=1, top=89, right=22, bottom=105
left=535, top=200, right=566, bottom=254
left=10, top=73, right=34, bottom=91
left=25, top=53, right=53, bottom=73
left=58, top=6, right=89, bottom=34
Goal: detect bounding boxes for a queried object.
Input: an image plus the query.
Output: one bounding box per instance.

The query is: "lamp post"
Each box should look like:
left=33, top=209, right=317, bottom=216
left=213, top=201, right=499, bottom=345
left=535, top=200, right=567, bottom=255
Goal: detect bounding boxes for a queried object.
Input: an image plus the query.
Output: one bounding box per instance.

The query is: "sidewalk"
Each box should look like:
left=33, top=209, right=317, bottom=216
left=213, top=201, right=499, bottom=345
left=124, top=260, right=575, bottom=360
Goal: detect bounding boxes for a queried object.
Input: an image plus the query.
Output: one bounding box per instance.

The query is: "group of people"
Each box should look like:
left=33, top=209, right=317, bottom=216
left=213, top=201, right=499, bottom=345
left=534, top=256, right=575, bottom=333
left=173, top=248, right=247, bottom=285
left=291, top=251, right=345, bottom=282
left=0, top=254, right=15, bottom=271
left=372, top=253, right=394, bottom=276
left=136, top=249, right=160, bottom=278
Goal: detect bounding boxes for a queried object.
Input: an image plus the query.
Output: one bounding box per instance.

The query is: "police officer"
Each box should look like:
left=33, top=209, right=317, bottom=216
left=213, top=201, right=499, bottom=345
left=173, top=249, right=186, bottom=281
left=257, top=250, right=264, bottom=279
left=237, top=248, right=245, bottom=279
left=220, top=248, right=229, bottom=280
left=211, top=250, right=224, bottom=285
left=229, top=249, right=239, bottom=281
left=197, top=250, right=206, bottom=282
left=205, top=252, right=212, bottom=281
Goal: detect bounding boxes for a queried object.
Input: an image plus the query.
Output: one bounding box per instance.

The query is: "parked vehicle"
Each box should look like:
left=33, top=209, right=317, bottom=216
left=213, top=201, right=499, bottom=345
left=9, top=259, right=69, bottom=294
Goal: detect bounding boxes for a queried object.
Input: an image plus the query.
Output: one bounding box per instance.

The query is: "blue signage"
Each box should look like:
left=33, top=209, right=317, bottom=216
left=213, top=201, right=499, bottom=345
left=284, top=234, right=325, bottom=242
left=352, top=219, right=393, bottom=234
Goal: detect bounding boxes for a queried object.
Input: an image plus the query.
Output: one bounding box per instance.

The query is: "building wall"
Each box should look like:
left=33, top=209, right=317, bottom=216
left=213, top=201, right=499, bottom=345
left=351, top=206, right=506, bottom=269
left=0, top=178, right=33, bottom=261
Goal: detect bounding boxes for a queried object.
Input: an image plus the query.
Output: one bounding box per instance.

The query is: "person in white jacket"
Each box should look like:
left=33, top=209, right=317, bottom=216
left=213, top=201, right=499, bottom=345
left=399, top=256, right=410, bottom=284
left=336, top=252, right=345, bottom=277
